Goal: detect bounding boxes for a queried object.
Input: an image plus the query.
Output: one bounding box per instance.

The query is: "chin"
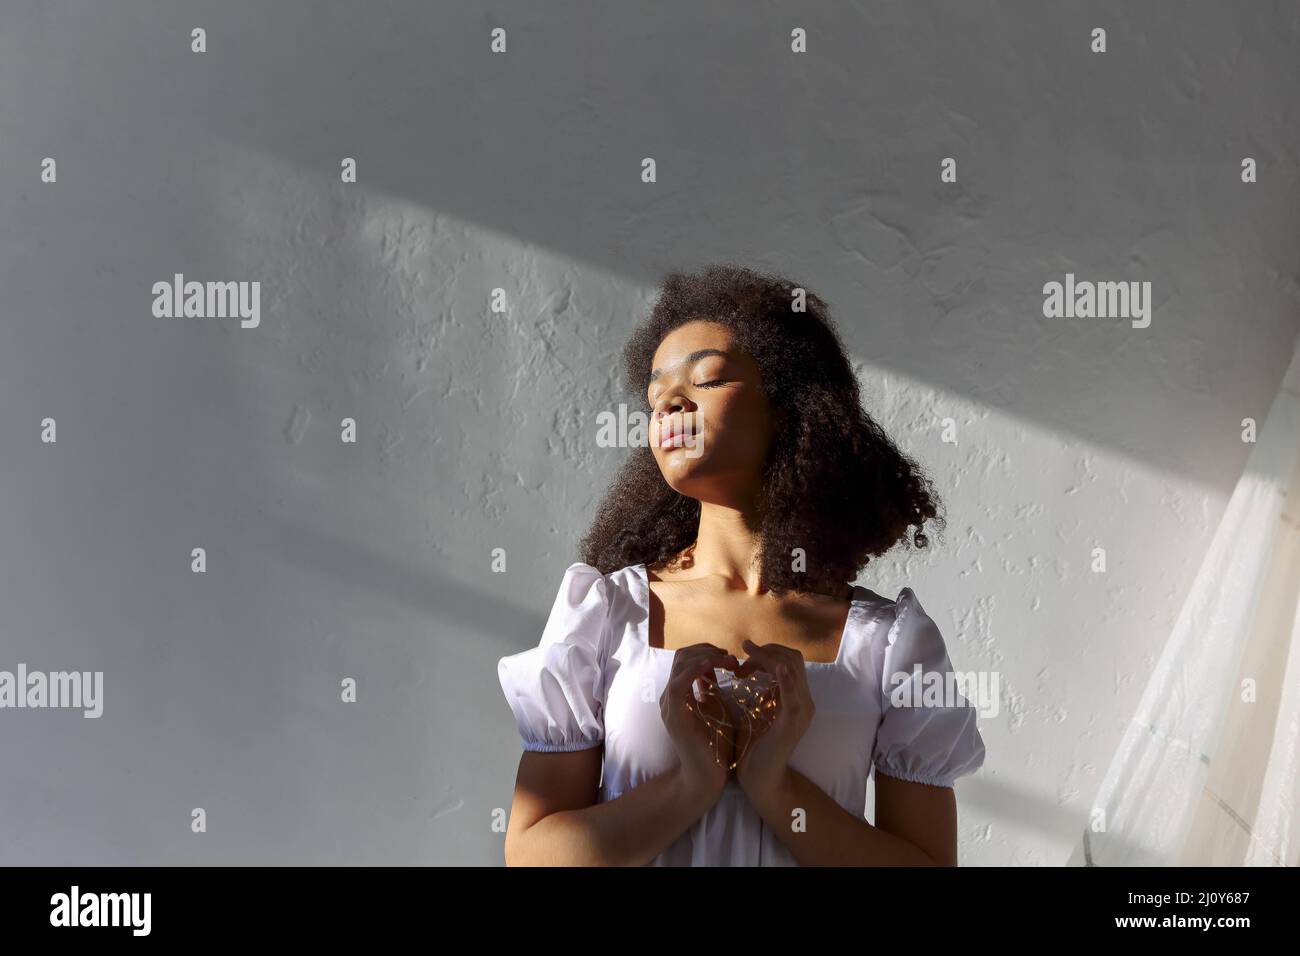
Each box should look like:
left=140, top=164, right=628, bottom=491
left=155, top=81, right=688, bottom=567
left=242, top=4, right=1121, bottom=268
left=656, top=457, right=719, bottom=496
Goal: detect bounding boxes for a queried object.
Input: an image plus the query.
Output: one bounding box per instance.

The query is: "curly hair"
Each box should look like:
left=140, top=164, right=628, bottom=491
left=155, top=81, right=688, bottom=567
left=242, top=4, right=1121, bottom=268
left=578, top=263, right=944, bottom=598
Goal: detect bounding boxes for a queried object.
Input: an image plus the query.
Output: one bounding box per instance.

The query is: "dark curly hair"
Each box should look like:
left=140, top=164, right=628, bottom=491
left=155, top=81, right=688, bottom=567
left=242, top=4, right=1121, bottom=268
left=578, top=263, right=944, bottom=598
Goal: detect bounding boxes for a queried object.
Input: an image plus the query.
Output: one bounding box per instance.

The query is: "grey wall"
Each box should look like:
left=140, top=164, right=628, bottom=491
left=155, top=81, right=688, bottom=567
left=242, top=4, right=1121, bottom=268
left=0, top=0, right=1296, bottom=864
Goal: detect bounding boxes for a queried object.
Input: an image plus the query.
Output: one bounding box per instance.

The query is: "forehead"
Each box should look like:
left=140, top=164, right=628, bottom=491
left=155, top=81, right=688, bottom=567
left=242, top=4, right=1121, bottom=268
left=650, top=320, right=735, bottom=369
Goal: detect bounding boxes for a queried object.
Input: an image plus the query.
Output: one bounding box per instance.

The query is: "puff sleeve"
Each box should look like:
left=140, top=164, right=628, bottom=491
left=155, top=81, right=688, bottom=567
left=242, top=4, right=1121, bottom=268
left=871, top=588, right=986, bottom=788
left=497, top=562, right=612, bottom=753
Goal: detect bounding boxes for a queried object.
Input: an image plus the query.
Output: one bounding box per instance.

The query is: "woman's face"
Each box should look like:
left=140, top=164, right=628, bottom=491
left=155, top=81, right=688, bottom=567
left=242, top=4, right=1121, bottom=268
left=646, top=320, right=775, bottom=506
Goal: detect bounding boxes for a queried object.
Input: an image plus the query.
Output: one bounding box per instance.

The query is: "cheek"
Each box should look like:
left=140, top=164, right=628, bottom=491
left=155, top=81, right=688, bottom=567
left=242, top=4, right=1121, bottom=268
left=706, top=392, right=771, bottom=445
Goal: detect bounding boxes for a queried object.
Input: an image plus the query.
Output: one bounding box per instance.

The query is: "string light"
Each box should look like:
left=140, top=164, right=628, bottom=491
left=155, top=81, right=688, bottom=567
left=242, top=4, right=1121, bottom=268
left=685, top=669, right=781, bottom=770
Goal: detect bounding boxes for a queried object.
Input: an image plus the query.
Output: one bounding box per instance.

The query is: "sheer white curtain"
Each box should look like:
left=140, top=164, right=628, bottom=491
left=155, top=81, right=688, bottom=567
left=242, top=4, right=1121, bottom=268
left=1069, top=335, right=1300, bottom=867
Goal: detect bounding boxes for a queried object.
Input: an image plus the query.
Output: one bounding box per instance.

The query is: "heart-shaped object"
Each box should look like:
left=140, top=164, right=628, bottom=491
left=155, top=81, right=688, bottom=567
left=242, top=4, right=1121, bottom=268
left=691, top=666, right=781, bottom=769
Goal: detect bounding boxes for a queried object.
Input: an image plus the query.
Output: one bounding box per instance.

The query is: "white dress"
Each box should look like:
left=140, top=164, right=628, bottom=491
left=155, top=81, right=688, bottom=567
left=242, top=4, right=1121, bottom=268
left=498, top=562, right=987, bottom=866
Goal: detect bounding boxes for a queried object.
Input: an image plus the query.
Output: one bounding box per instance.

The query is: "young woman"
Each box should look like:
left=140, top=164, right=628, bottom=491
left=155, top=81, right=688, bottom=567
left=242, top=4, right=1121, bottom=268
left=498, top=264, right=986, bottom=866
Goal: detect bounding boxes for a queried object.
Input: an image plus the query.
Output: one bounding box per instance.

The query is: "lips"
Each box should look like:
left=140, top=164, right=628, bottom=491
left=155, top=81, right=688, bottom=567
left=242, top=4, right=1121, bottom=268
left=655, top=411, right=705, bottom=450
left=658, top=423, right=698, bottom=448
left=665, top=426, right=696, bottom=447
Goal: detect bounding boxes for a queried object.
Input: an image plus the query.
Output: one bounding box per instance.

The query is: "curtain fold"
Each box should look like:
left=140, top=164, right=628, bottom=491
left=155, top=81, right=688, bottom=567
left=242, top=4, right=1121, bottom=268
left=1069, top=335, right=1300, bottom=866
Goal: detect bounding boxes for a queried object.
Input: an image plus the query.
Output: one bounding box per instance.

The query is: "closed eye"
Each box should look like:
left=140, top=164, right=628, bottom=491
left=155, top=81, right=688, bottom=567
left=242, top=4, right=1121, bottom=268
left=646, top=379, right=726, bottom=406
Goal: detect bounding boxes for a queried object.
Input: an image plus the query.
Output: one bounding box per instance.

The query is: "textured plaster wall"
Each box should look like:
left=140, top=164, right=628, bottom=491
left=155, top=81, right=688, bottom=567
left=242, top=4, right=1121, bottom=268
left=0, top=1, right=1297, bottom=865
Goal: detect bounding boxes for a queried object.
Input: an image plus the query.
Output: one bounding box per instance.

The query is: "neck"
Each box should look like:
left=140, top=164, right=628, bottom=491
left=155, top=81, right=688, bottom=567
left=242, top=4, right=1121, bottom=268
left=681, top=495, right=769, bottom=596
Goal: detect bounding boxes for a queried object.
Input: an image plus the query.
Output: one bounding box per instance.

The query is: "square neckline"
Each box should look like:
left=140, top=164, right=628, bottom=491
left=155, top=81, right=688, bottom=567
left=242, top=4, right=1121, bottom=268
left=628, top=562, right=864, bottom=671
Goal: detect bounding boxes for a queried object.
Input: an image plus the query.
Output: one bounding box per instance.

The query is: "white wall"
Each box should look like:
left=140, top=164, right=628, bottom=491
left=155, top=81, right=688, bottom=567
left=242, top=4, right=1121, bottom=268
left=0, top=0, right=1296, bottom=864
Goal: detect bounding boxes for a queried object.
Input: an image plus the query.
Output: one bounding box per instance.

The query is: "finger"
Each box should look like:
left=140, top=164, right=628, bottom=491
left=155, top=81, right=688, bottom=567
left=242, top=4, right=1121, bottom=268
left=738, top=640, right=794, bottom=675
left=681, top=644, right=741, bottom=671
left=741, top=638, right=797, bottom=660
left=769, top=661, right=811, bottom=720
left=672, top=647, right=740, bottom=680
left=677, top=649, right=739, bottom=680
left=669, top=653, right=731, bottom=703
left=767, top=657, right=807, bottom=697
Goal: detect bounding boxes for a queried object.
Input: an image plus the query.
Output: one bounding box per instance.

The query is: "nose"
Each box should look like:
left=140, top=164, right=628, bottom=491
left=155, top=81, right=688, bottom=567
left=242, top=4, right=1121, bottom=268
left=652, top=390, right=695, bottom=420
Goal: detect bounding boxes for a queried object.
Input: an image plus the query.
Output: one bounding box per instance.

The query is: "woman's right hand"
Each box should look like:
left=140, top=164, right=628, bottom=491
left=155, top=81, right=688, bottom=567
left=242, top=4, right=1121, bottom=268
left=660, top=643, right=741, bottom=804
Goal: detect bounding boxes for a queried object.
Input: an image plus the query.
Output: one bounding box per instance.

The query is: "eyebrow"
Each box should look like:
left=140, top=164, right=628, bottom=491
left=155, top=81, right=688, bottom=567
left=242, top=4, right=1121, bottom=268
left=648, top=348, right=728, bottom=383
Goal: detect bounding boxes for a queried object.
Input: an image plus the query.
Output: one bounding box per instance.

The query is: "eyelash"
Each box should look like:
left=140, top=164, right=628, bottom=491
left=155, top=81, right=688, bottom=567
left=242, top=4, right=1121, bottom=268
left=648, top=380, right=725, bottom=406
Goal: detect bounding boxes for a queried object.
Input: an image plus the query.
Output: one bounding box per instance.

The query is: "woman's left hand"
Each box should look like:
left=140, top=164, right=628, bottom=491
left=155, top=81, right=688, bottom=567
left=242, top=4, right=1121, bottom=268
left=733, top=639, right=815, bottom=803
